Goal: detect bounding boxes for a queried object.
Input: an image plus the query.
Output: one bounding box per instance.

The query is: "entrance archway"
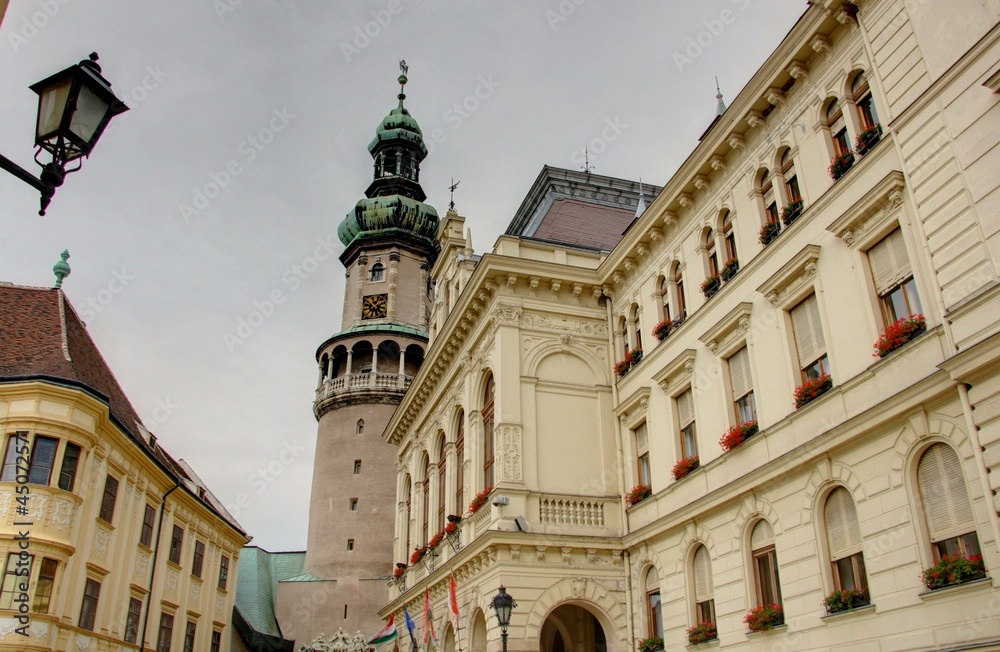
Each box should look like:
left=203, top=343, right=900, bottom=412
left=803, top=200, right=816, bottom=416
left=541, top=604, right=607, bottom=652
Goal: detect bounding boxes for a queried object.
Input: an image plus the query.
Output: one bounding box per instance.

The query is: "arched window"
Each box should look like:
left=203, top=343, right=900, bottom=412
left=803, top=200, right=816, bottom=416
left=645, top=568, right=663, bottom=638
left=370, top=262, right=384, bottom=282
left=631, top=304, right=643, bottom=352
left=852, top=73, right=880, bottom=131
left=824, top=487, right=869, bottom=600
left=760, top=170, right=779, bottom=224
left=917, top=444, right=981, bottom=560
left=721, top=211, right=737, bottom=264
left=781, top=150, right=801, bottom=203
left=705, top=229, right=718, bottom=277
left=673, top=264, right=687, bottom=323
left=693, top=545, right=715, bottom=624
left=421, top=454, right=430, bottom=547
left=482, top=375, right=495, bottom=489
left=437, top=435, right=447, bottom=531
left=751, top=520, right=782, bottom=610
left=658, top=276, right=671, bottom=322
left=403, top=475, right=412, bottom=556
left=356, top=419, right=364, bottom=435
left=619, top=317, right=629, bottom=360
left=827, top=100, right=850, bottom=155
left=455, top=410, right=465, bottom=513
left=634, top=423, right=650, bottom=487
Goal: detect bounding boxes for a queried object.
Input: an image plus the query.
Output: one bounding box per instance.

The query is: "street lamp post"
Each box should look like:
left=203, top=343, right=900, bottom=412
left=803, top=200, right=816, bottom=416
left=490, top=585, right=516, bottom=652
left=0, top=52, right=128, bottom=216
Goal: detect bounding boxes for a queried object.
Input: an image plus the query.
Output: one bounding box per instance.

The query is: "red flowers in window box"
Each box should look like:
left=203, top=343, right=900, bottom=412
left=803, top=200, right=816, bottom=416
left=625, top=484, right=652, bottom=506
left=921, top=554, right=987, bottom=590
left=444, top=521, right=458, bottom=535
left=637, top=636, right=663, bottom=652
left=652, top=319, right=673, bottom=341
left=392, top=566, right=405, bottom=579
left=719, top=421, right=759, bottom=452
left=823, top=588, right=869, bottom=614
left=720, top=257, right=739, bottom=282
left=744, top=604, right=784, bottom=631
left=410, top=547, right=427, bottom=564
left=427, top=530, right=445, bottom=550
left=672, top=455, right=700, bottom=481
left=793, top=374, right=832, bottom=409
left=613, top=359, right=632, bottom=377
left=468, top=486, right=493, bottom=515
left=829, top=151, right=855, bottom=181
left=700, top=275, right=722, bottom=299
left=873, top=314, right=925, bottom=358
left=759, top=221, right=781, bottom=246
left=686, top=622, right=717, bottom=645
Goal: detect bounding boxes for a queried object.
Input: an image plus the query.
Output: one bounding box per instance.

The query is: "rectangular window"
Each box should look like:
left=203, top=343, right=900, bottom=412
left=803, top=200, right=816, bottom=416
left=0, top=553, right=31, bottom=609
left=869, top=228, right=922, bottom=325
left=79, top=578, right=101, bottom=631
left=125, top=596, right=142, bottom=643
left=184, top=620, right=197, bottom=652
left=0, top=432, right=27, bottom=481
left=157, top=612, right=174, bottom=652
left=28, top=435, right=58, bottom=485
left=169, top=525, right=184, bottom=565
left=762, top=178, right=779, bottom=224
left=349, top=498, right=358, bottom=511
left=211, top=631, right=222, bottom=652
left=140, top=504, right=156, bottom=547
left=634, top=423, right=650, bottom=487
left=832, top=553, right=869, bottom=594
left=58, top=442, right=81, bottom=491
left=32, top=557, right=57, bottom=613
left=218, top=556, right=229, bottom=591
left=791, top=294, right=829, bottom=382
left=647, top=590, right=663, bottom=638
left=347, top=539, right=354, bottom=551
left=677, top=390, right=697, bottom=458
left=192, top=541, right=205, bottom=578
left=353, top=460, right=361, bottom=474
left=728, top=347, right=757, bottom=423
left=98, top=474, right=119, bottom=523
left=933, top=532, right=982, bottom=561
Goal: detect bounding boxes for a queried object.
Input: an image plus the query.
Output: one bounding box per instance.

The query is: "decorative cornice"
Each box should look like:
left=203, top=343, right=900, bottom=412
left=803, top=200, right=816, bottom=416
left=787, top=59, right=809, bottom=81
left=811, top=34, right=832, bottom=56
left=756, top=244, right=822, bottom=310
left=698, top=302, right=754, bottom=357
left=826, top=170, right=906, bottom=248
left=766, top=87, right=786, bottom=107
left=614, top=386, right=651, bottom=421
left=728, top=133, right=746, bottom=151
left=652, top=348, right=697, bottom=395
left=710, top=155, right=728, bottom=174
left=745, top=110, right=765, bottom=129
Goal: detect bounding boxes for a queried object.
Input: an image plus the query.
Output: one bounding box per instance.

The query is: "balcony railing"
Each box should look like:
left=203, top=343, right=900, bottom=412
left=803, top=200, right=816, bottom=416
left=315, top=371, right=413, bottom=401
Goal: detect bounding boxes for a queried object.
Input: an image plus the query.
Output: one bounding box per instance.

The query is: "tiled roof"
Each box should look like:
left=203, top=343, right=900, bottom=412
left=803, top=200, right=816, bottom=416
left=531, top=198, right=637, bottom=251
left=0, top=284, right=246, bottom=536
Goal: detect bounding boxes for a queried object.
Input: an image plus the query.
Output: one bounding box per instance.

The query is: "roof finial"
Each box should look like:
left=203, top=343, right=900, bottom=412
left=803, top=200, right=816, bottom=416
left=581, top=146, right=595, bottom=174
left=398, top=59, right=408, bottom=108
left=716, top=76, right=727, bottom=116
left=635, top=178, right=647, bottom=218
left=53, top=250, right=71, bottom=289
left=448, top=178, right=460, bottom=212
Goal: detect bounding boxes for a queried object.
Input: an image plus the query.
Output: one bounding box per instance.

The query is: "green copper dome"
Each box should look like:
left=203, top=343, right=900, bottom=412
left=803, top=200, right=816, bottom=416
left=338, top=195, right=439, bottom=248
left=368, top=106, right=428, bottom=157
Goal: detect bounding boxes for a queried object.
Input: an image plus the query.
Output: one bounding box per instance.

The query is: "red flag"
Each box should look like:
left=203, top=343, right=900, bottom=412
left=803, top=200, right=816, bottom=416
left=448, top=575, right=460, bottom=622
left=423, top=588, right=439, bottom=647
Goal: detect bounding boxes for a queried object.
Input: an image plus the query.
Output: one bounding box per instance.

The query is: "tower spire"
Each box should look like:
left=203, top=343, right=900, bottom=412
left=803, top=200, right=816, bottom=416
left=398, top=59, right=408, bottom=108
left=635, top=179, right=647, bottom=218
left=715, top=76, right=727, bottom=116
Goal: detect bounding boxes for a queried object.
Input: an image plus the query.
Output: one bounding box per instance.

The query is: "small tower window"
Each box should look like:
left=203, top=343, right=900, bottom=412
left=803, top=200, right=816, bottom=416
left=370, top=263, right=384, bottom=282
left=354, top=460, right=362, bottom=475
left=350, top=498, right=358, bottom=511
left=357, top=420, right=364, bottom=435
left=347, top=539, right=354, bottom=551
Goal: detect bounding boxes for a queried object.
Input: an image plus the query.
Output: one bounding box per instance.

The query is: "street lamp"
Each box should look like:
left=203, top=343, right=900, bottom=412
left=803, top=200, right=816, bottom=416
left=490, top=585, right=517, bottom=652
left=0, top=52, right=128, bottom=216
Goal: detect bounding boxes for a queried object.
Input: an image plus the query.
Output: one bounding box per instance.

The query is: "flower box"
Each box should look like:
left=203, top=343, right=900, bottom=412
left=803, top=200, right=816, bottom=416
left=614, top=359, right=631, bottom=377
left=921, top=554, right=987, bottom=591
left=759, top=221, right=781, bottom=246
left=874, top=314, right=925, bottom=358
left=626, top=484, right=652, bottom=506
left=629, top=349, right=644, bottom=365
left=392, top=566, right=405, bottom=579
left=823, top=589, right=869, bottom=614
left=686, top=622, right=717, bottom=645
left=468, top=486, right=493, bottom=515
left=410, top=547, right=427, bottom=564
left=745, top=604, right=783, bottom=632
left=701, top=275, right=722, bottom=299
left=427, top=530, right=445, bottom=550
left=794, top=374, right=832, bottom=409
left=829, top=151, right=855, bottom=181
left=638, top=636, right=663, bottom=652
left=719, top=421, right=759, bottom=452
left=672, top=455, right=700, bottom=481
left=652, top=319, right=673, bottom=341
left=444, top=521, right=458, bottom=535
left=855, top=124, right=882, bottom=156
left=720, top=257, right=739, bottom=282
left=780, top=200, right=803, bottom=226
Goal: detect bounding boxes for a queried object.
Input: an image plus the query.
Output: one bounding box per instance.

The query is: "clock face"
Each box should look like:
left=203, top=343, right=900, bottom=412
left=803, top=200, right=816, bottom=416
left=362, top=294, right=388, bottom=319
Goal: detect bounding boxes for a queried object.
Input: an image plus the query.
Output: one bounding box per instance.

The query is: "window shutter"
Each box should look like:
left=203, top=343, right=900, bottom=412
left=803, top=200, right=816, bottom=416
left=645, top=568, right=659, bottom=592
left=635, top=424, right=648, bottom=455
left=693, top=546, right=714, bottom=602
left=751, top=520, right=774, bottom=551
left=678, top=391, right=695, bottom=428
left=869, top=229, right=912, bottom=295
left=729, top=347, right=753, bottom=399
left=791, top=294, right=826, bottom=368
left=918, top=444, right=975, bottom=542
left=824, top=487, right=862, bottom=560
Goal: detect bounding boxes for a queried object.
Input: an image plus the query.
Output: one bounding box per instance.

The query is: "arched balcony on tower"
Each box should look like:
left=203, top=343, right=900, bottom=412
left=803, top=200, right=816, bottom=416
left=315, top=336, right=426, bottom=406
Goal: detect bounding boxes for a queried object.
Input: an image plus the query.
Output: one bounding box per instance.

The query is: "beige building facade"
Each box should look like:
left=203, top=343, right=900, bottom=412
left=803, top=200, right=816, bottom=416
left=0, top=285, right=249, bottom=651
left=380, top=2, right=1000, bottom=651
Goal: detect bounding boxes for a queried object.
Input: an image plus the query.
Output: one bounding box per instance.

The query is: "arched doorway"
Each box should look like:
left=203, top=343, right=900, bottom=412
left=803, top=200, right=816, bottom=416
left=541, top=604, right=607, bottom=652
left=471, top=609, right=488, bottom=652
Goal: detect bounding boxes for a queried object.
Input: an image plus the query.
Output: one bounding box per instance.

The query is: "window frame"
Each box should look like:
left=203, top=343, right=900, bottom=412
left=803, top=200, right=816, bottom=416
left=482, top=375, right=496, bottom=489
left=168, top=525, right=184, bottom=565
left=125, top=596, right=143, bottom=643
left=32, top=557, right=58, bottom=613
left=57, top=442, right=81, bottom=492
left=157, top=611, right=175, bottom=652
left=184, top=620, right=197, bottom=652
left=218, top=555, right=230, bottom=591
left=455, top=411, right=465, bottom=515
left=676, top=389, right=698, bottom=459
left=78, top=577, right=101, bottom=631
left=98, top=474, right=119, bottom=524
left=27, top=435, right=59, bottom=485
left=0, top=553, right=31, bottom=610
left=140, top=504, right=156, bottom=548
left=192, top=540, right=206, bottom=579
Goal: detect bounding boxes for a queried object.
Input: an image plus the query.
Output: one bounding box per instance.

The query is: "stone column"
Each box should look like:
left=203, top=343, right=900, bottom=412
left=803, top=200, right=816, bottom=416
left=370, top=347, right=379, bottom=386
left=346, top=350, right=354, bottom=376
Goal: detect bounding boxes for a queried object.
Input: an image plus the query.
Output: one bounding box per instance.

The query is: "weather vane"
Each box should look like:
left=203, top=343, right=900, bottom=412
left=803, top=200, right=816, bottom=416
left=448, top=178, right=461, bottom=212
left=399, top=59, right=408, bottom=76
left=581, top=146, right=595, bottom=174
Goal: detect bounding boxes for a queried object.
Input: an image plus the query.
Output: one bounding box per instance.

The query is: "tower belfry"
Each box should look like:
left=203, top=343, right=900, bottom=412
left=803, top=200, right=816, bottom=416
left=279, top=63, right=438, bottom=643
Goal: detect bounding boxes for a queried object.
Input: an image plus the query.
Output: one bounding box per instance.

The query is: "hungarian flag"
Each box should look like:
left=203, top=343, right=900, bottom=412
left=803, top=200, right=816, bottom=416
left=368, top=615, right=398, bottom=645
left=448, top=575, right=460, bottom=623
left=423, top=588, right=439, bottom=649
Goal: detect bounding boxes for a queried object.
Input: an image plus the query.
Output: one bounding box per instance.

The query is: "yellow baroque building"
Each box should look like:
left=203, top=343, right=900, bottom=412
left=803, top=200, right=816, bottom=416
left=0, top=284, right=250, bottom=651
left=378, top=2, right=1000, bottom=651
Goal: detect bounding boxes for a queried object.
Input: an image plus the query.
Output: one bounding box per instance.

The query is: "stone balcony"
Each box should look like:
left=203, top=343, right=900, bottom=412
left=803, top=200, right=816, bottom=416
left=314, top=372, right=414, bottom=412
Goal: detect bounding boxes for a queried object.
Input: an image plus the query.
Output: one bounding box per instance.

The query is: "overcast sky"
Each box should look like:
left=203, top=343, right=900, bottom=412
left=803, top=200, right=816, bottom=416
left=0, top=1, right=805, bottom=551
